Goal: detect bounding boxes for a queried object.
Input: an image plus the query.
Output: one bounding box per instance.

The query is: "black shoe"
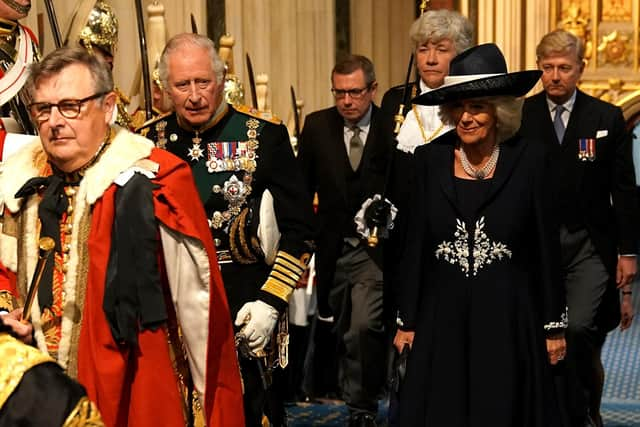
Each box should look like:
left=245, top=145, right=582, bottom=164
left=347, top=413, right=377, bottom=427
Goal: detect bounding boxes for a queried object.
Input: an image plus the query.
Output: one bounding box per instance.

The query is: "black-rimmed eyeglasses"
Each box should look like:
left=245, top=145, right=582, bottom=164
left=331, top=85, right=371, bottom=99
left=28, top=91, right=109, bottom=121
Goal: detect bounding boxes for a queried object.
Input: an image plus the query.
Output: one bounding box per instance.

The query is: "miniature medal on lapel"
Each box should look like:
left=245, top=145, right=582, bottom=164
left=578, top=138, right=596, bottom=162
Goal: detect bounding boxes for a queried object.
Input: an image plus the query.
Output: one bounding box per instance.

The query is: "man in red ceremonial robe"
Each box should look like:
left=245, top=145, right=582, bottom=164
left=0, top=46, right=244, bottom=426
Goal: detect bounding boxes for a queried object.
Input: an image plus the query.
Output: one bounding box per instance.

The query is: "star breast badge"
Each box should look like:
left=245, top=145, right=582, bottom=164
left=188, top=143, right=204, bottom=161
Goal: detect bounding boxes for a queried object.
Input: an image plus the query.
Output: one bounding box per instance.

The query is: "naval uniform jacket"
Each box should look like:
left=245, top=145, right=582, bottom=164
left=297, top=105, right=394, bottom=317
left=520, top=89, right=639, bottom=331
left=140, top=104, right=315, bottom=316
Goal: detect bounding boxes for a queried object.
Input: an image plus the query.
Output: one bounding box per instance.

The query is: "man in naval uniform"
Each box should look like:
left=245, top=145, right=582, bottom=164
left=139, top=33, right=315, bottom=427
left=0, top=0, right=40, bottom=159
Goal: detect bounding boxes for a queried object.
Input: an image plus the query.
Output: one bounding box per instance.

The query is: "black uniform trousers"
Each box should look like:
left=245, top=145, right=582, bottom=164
left=560, top=226, right=609, bottom=427
left=220, top=261, right=287, bottom=427
left=329, top=242, right=386, bottom=415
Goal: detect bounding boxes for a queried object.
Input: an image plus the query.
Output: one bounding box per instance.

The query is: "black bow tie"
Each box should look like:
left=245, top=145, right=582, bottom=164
left=14, top=175, right=73, bottom=310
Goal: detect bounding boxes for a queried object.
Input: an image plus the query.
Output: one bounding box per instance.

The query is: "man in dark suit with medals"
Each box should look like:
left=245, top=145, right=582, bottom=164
left=138, top=33, right=314, bottom=427
left=297, top=55, right=394, bottom=427
left=520, top=29, right=639, bottom=427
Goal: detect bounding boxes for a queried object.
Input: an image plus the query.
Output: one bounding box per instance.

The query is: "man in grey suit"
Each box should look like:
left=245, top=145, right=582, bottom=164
left=297, top=55, right=394, bottom=427
left=520, top=29, right=638, bottom=427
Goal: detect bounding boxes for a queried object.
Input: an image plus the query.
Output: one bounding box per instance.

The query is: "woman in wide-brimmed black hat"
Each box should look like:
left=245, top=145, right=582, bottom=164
left=392, top=43, right=568, bottom=427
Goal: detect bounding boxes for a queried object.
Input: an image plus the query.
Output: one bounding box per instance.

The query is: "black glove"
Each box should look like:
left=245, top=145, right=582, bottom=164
left=390, top=343, right=410, bottom=393
left=365, top=199, right=392, bottom=230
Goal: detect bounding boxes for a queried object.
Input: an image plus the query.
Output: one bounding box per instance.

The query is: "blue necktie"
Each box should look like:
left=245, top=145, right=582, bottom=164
left=554, top=105, right=565, bottom=143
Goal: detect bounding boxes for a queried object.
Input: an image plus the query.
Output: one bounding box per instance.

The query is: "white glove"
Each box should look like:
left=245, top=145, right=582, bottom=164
left=234, top=300, right=279, bottom=350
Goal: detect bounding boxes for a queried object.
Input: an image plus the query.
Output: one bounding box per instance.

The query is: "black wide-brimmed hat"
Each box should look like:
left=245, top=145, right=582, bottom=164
left=412, top=43, right=542, bottom=105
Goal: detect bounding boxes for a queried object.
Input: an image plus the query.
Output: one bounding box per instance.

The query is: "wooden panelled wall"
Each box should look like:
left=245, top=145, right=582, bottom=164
left=224, top=0, right=417, bottom=124
left=24, top=0, right=206, bottom=112
left=20, top=0, right=580, bottom=125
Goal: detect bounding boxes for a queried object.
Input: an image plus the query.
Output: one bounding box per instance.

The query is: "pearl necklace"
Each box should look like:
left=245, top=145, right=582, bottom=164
left=459, top=143, right=500, bottom=180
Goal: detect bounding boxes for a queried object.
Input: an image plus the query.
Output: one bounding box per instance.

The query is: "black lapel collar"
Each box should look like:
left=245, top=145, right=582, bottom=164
left=434, top=132, right=526, bottom=215
left=530, top=92, right=559, bottom=146
left=434, top=131, right=458, bottom=212
left=480, top=134, right=527, bottom=211
left=329, top=107, right=350, bottom=166
left=561, top=90, right=584, bottom=153
left=559, top=90, right=590, bottom=188
left=563, top=90, right=597, bottom=140
left=323, top=108, right=350, bottom=203
left=359, top=105, right=379, bottom=168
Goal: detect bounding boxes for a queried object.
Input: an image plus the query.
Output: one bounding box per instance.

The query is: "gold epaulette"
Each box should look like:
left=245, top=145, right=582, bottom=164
left=233, top=104, right=282, bottom=125
left=130, top=109, right=148, bottom=132
left=134, top=111, right=173, bottom=134
left=0, top=333, right=54, bottom=409
left=114, top=87, right=131, bottom=105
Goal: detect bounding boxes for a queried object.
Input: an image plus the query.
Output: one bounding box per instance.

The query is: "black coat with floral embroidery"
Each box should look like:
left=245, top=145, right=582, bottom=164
left=396, top=131, right=566, bottom=427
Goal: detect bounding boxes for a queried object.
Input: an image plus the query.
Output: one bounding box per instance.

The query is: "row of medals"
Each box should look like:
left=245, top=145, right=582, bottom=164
left=209, top=118, right=261, bottom=230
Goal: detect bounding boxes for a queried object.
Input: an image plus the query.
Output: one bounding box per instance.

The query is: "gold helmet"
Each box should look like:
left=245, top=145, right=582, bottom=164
left=65, top=0, right=118, bottom=57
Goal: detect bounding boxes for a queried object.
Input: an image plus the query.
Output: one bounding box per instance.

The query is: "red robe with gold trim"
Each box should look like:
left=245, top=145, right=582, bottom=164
left=0, top=129, right=244, bottom=426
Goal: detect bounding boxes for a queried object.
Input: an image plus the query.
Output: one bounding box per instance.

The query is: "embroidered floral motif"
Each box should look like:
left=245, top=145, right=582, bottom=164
left=435, top=216, right=512, bottom=277
left=544, top=306, right=569, bottom=331
left=435, top=219, right=471, bottom=275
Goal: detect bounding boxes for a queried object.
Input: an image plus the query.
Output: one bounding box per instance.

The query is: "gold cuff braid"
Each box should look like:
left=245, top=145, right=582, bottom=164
left=62, top=396, right=105, bottom=426
left=261, top=251, right=309, bottom=302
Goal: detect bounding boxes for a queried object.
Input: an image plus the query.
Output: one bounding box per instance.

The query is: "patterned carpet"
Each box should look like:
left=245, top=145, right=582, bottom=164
left=600, top=291, right=640, bottom=427
left=287, top=399, right=388, bottom=426
left=287, top=292, right=640, bottom=426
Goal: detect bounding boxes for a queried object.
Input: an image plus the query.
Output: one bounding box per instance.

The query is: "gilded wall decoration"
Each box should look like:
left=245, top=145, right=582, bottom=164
left=601, top=0, right=631, bottom=22
left=596, top=31, right=633, bottom=65
left=552, top=0, right=640, bottom=115
left=561, top=2, right=593, bottom=60
left=559, top=0, right=591, bottom=23
left=580, top=79, right=640, bottom=106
